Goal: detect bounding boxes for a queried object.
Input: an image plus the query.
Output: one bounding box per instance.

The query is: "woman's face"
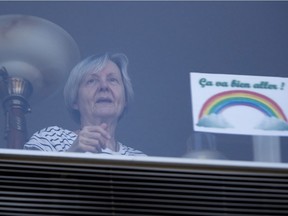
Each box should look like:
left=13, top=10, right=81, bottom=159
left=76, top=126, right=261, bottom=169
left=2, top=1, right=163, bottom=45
left=74, top=60, right=126, bottom=124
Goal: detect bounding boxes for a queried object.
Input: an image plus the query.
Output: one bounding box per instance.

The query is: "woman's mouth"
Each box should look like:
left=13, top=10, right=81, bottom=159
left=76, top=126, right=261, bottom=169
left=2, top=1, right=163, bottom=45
left=96, top=98, right=113, bottom=103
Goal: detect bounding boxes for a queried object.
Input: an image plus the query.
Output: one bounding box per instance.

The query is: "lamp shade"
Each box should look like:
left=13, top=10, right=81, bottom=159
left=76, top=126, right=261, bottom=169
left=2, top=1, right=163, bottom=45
left=0, top=14, right=80, bottom=103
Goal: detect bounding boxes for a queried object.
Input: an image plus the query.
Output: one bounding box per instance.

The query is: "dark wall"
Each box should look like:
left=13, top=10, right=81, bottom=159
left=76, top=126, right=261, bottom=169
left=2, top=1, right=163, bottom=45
left=0, top=1, right=287, bottom=161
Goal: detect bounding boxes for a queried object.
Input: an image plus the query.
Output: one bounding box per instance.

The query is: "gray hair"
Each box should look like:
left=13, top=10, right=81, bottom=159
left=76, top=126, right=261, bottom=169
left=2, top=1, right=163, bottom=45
left=63, top=52, right=134, bottom=124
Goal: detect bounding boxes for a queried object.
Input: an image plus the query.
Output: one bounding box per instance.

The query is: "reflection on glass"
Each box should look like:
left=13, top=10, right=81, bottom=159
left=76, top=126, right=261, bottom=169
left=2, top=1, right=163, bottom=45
left=183, top=131, right=227, bottom=160
left=253, top=136, right=281, bottom=162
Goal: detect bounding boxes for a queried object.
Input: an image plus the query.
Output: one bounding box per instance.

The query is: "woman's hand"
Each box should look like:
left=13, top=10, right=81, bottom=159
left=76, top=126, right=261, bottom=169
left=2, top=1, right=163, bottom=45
left=67, top=123, right=111, bottom=153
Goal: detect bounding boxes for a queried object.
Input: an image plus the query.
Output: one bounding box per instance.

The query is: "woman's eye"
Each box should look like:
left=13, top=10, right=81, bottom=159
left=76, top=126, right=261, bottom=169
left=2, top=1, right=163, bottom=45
left=87, top=78, right=97, bottom=85
left=109, top=77, right=119, bottom=83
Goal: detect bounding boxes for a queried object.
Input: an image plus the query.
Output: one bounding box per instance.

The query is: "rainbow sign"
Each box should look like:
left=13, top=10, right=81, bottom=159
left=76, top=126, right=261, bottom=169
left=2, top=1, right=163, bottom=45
left=198, top=90, right=287, bottom=122
left=191, top=72, right=288, bottom=136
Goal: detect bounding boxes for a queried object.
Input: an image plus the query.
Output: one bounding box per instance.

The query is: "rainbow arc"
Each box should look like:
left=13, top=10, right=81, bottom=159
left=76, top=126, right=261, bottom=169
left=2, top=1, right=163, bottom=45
left=198, top=90, right=287, bottom=122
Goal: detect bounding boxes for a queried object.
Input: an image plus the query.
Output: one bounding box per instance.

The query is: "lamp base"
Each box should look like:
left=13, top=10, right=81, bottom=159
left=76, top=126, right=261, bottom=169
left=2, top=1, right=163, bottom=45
left=0, top=67, right=32, bottom=149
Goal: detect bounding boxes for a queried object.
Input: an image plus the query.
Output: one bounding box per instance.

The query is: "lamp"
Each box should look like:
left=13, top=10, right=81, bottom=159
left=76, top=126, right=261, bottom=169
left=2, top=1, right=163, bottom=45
left=0, top=15, right=80, bottom=149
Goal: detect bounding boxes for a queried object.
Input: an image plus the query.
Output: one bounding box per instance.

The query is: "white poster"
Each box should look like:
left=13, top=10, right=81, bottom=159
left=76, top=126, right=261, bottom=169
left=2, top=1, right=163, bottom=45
left=190, top=72, right=288, bottom=136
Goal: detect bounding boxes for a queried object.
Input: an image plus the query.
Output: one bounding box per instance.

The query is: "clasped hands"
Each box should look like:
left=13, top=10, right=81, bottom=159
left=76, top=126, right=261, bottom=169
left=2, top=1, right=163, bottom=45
left=68, top=123, right=112, bottom=153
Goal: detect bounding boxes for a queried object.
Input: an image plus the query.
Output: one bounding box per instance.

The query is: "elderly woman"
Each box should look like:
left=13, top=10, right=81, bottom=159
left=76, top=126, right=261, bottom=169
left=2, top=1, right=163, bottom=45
left=24, top=52, right=145, bottom=156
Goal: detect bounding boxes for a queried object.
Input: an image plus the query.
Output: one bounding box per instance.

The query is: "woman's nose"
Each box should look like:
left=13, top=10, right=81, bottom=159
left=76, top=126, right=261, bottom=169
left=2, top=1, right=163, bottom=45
left=99, top=79, right=109, bottom=91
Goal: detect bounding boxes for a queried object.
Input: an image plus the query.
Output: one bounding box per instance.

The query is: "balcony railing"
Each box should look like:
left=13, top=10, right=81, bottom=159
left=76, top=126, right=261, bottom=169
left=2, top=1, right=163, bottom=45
left=0, top=149, right=287, bottom=215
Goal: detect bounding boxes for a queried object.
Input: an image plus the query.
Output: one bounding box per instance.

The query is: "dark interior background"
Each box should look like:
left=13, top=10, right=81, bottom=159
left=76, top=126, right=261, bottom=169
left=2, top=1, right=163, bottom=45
left=0, top=1, right=287, bottom=162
